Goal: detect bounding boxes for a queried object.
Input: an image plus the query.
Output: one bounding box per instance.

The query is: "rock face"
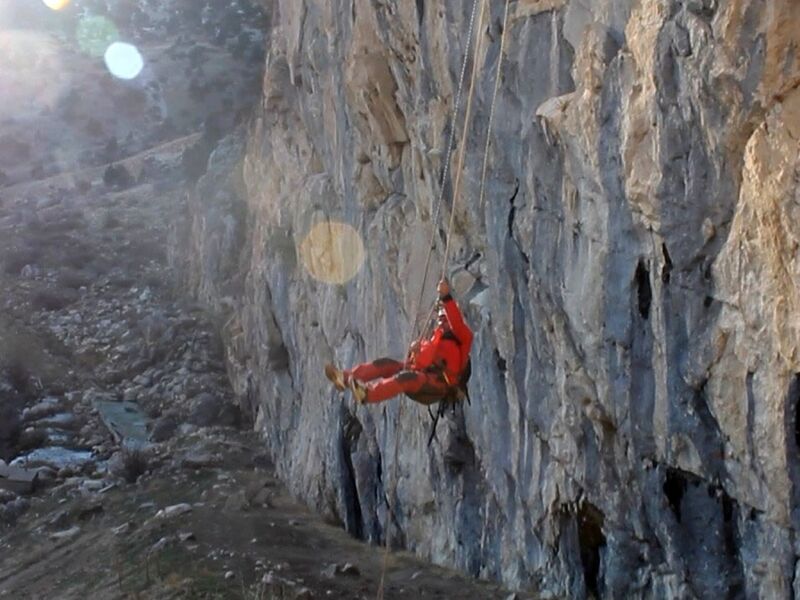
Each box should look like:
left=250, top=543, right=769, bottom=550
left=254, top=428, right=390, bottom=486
left=171, top=0, right=800, bottom=597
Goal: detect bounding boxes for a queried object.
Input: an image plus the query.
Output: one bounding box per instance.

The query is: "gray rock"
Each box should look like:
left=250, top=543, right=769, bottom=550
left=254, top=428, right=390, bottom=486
left=178, top=531, right=196, bottom=542
left=187, top=392, right=223, bottom=427
left=150, top=536, right=171, bottom=552
left=321, top=563, right=360, bottom=578
left=112, top=522, right=132, bottom=536
left=155, top=503, right=192, bottom=520
left=50, top=526, right=81, bottom=541
left=22, top=398, right=62, bottom=422
left=149, top=415, right=179, bottom=442
left=180, top=451, right=219, bottom=470
left=0, top=497, right=30, bottom=524
left=223, top=490, right=249, bottom=512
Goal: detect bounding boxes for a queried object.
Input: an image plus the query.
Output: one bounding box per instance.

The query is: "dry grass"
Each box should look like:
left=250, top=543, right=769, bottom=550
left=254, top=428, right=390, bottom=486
left=58, top=268, right=94, bottom=290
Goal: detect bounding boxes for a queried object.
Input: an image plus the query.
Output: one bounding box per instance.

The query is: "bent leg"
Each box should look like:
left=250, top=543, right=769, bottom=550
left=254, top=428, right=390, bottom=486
left=346, top=358, right=404, bottom=383
left=365, top=370, right=448, bottom=404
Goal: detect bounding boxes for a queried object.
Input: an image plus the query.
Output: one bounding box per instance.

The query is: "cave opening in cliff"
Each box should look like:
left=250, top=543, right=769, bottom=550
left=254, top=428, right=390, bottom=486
left=578, top=501, right=606, bottom=598
left=663, top=468, right=687, bottom=523
left=635, top=260, right=652, bottom=320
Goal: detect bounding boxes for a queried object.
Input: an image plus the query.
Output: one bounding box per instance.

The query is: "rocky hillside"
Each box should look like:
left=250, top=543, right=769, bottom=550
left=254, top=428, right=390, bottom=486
left=173, top=0, right=800, bottom=598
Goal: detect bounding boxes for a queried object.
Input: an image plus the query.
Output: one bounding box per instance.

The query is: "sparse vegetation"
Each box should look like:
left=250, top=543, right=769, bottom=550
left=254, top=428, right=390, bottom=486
left=102, top=211, right=122, bottom=229
left=103, top=164, right=134, bottom=189
left=63, top=245, right=95, bottom=270
left=120, top=447, right=149, bottom=484
left=85, top=118, right=104, bottom=137
left=5, top=357, right=31, bottom=393
left=58, top=268, right=93, bottom=290
left=30, top=163, right=46, bottom=180
left=3, top=247, right=41, bottom=275
left=31, top=287, right=79, bottom=311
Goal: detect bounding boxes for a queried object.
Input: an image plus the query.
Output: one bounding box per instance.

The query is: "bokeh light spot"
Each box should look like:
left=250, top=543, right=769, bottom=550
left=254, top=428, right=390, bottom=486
left=42, top=0, right=71, bottom=10
left=76, top=15, right=119, bottom=57
left=103, top=42, right=144, bottom=80
left=299, top=222, right=366, bottom=285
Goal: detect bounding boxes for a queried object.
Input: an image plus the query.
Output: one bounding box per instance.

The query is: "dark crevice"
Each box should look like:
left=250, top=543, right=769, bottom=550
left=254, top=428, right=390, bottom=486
left=341, top=412, right=364, bottom=539
left=635, top=260, right=652, bottom=320
left=506, top=179, right=520, bottom=238
left=464, top=251, right=482, bottom=270
left=791, top=374, right=800, bottom=451
left=578, top=501, right=606, bottom=598
left=661, top=243, right=673, bottom=284
left=506, top=180, right=529, bottom=264
left=746, top=372, right=756, bottom=455
left=495, top=349, right=507, bottom=373
left=717, top=486, right=745, bottom=597
left=663, top=468, right=688, bottom=523
left=415, top=0, right=424, bottom=26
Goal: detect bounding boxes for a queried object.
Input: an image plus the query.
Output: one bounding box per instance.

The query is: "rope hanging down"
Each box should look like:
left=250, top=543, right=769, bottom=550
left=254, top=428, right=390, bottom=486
left=411, top=0, right=510, bottom=344
left=409, top=0, right=484, bottom=347
left=377, top=2, right=510, bottom=599
left=441, top=0, right=490, bottom=280
left=479, top=0, right=512, bottom=211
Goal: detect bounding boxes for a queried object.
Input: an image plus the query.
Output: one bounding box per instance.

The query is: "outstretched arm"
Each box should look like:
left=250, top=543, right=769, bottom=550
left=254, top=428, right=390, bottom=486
left=438, top=279, right=473, bottom=349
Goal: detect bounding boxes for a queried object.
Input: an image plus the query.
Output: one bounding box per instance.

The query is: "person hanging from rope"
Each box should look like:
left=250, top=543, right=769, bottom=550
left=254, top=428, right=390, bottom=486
left=325, top=278, right=473, bottom=405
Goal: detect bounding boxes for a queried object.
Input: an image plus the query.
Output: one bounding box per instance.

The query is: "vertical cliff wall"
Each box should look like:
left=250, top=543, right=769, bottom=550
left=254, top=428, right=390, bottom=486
left=171, top=0, right=800, bottom=596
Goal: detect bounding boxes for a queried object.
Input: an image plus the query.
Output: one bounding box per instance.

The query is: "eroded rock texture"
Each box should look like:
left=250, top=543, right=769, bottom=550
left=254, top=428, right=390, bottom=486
left=171, top=0, right=800, bottom=597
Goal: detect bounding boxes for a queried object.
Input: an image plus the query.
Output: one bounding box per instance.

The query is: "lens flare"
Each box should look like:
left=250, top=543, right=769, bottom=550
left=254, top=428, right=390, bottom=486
left=76, top=15, right=119, bottom=57
left=42, top=0, right=71, bottom=10
left=0, top=31, right=67, bottom=117
left=299, top=221, right=366, bottom=285
left=103, top=42, right=144, bottom=80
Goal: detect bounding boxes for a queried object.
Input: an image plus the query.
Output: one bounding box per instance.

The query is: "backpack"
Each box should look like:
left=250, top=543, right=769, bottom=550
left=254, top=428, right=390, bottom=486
left=405, top=356, right=472, bottom=446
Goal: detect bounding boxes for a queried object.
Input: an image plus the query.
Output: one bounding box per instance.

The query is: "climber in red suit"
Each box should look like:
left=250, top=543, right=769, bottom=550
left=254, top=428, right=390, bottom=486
left=325, top=278, right=473, bottom=404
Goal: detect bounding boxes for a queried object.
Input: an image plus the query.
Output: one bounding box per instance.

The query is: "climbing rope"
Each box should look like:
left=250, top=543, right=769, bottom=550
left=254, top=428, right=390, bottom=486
left=376, top=0, right=509, bottom=597
left=441, top=0, right=489, bottom=279
left=409, top=0, right=483, bottom=345
left=479, top=0, right=512, bottom=211
left=378, top=4, right=486, bottom=600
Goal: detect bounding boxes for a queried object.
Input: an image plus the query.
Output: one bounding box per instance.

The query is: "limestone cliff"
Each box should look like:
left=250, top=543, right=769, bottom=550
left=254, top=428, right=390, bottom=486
left=171, top=0, right=800, bottom=597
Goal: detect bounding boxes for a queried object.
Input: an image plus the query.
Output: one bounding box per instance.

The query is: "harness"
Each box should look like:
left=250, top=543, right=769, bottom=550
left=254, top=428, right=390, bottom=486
left=404, top=330, right=472, bottom=446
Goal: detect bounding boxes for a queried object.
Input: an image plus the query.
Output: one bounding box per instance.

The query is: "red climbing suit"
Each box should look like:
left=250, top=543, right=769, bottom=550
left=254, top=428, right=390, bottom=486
left=344, top=295, right=473, bottom=404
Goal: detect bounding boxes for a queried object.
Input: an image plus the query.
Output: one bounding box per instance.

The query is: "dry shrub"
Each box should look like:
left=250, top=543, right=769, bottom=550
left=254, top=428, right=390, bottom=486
left=62, top=246, right=95, bottom=270
left=121, top=447, right=148, bottom=483
left=3, top=247, right=40, bottom=275
left=31, top=287, right=79, bottom=311
left=57, top=268, right=93, bottom=290
left=75, top=180, right=92, bottom=194
left=102, top=212, right=121, bottom=229
left=103, top=164, right=134, bottom=189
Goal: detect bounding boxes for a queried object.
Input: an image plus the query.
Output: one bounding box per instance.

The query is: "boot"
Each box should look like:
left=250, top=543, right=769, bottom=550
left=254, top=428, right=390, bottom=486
left=349, top=379, right=368, bottom=404
left=324, top=364, right=346, bottom=392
